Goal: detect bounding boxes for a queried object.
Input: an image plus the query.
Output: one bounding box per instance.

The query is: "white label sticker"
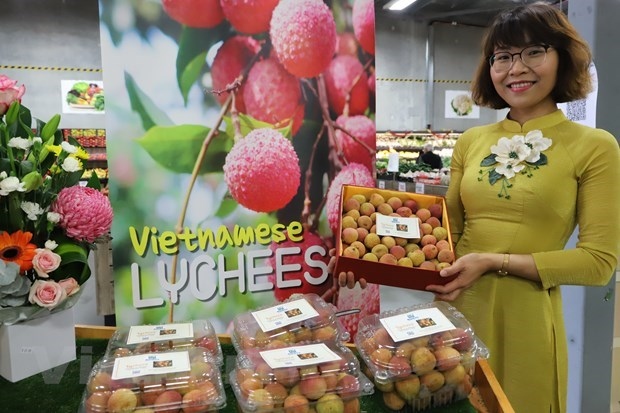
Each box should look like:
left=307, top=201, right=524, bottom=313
left=375, top=213, right=420, bottom=239
left=126, top=323, right=194, bottom=345
left=378, top=180, right=385, bottom=189
left=380, top=307, right=456, bottom=342
left=112, top=351, right=191, bottom=380
left=398, top=181, right=407, bottom=192
left=259, top=343, right=341, bottom=369
left=252, top=298, right=320, bottom=332
left=415, top=182, right=425, bottom=194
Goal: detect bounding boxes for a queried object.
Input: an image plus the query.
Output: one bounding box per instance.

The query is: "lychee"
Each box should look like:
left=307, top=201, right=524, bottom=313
left=335, top=115, right=376, bottom=172
left=336, top=283, right=380, bottom=341
left=243, top=57, right=304, bottom=135
left=336, top=32, right=359, bottom=57
left=325, top=163, right=374, bottom=234
left=267, top=230, right=331, bottom=302
left=270, top=0, right=337, bottom=78
left=223, top=128, right=300, bottom=212
left=352, top=0, right=375, bottom=55
left=324, top=55, right=369, bottom=116
left=162, top=0, right=224, bottom=28
left=220, top=0, right=279, bottom=34
left=210, top=35, right=260, bottom=113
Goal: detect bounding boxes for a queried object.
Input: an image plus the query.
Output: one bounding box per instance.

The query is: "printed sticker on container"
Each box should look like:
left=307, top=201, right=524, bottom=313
left=126, top=322, right=194, bottom=345
left=259, top=343, right=341, bottom=369
left=252, top=298, right=320, bottom=332
left=112, top=351, right=190, bottom=380
left=376, top=213, right=421, bottom=239
left=380, top=307, right=456, bottom=342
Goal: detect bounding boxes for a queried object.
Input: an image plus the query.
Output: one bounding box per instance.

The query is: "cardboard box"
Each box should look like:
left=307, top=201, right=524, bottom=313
left=333, top=185, right=456, bottom=291
left=0, top=308, right=76, bottom=382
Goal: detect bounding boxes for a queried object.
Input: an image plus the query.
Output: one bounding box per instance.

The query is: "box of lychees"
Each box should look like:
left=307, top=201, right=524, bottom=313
left=333, top=185, right=457, bottom=290
left=354, top=301, right=489, bottom=412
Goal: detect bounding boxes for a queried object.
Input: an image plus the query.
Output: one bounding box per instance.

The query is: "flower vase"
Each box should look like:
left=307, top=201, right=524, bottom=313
left=0, top=307, right=76, bottom=382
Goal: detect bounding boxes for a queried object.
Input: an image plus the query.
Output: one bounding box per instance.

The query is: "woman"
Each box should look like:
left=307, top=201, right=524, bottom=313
left=425, top=3, right=620, bottom=412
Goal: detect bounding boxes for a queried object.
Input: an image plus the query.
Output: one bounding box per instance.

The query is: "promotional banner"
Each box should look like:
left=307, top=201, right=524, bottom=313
left=99, top=0, right=377, bottom=337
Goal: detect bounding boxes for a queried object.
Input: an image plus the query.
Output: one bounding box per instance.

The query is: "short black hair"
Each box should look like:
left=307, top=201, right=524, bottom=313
left=471, top=2, right=592, bottom=109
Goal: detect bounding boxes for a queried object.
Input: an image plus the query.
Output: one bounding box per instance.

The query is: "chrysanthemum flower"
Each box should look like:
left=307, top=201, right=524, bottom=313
left=0, top=230, right=37, bottom=272
left=51, top=186, right=113, bottom=243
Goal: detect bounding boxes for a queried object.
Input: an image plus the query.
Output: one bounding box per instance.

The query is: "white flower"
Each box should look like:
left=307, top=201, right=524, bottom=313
left=61, top=156, right=81, bottom=172
left=8, top=137, right=33, bottom=150
left=523, top=130, right=552, bottom=163
left=33, top=137, right=42, bottom=144
left=45, top=240, right=58, bottom=250
left=47, top=211, right=61, bottom=223
left=60, top=141, right=77, bottom=154
left=0, top=171, right=7, bottom=179
left=21, top=201, right=45, bottom=220
left=0, top=176, right=26, bottom=196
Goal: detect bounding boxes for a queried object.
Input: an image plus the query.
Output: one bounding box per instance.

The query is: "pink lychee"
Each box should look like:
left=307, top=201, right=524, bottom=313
left=267, top=230, right=331, bottom=302
left=223, top=128, right=300, bottom=212
left=337, top=283, right=380, bottom=341
left=162, top=0, right=224, bottom=28
left=243, top=57, right=304, bottom=135
left=220, top=0, right=279, bottom=34
left=324, top=55, right=369, bottom=116
left=352, top=0, right=375, bottom=55
left=325, top=163, right=375, bottom=234
left=335, top=115, right=376, bottom=172
left=211, top=35, right=260, bottom=113
left=270, top=0, right=337, bottom=78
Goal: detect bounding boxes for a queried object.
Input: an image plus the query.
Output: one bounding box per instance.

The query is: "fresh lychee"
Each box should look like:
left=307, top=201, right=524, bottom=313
left=336, top=283, right=380, bottom=340
left=211, top=35, right=260, bottom=113
left=243, top=57, right=304, bottom=135
left=223, top=128, right=300, bottom=212
left=325, top=163, right=374, bottom=234
left=267, top=230, right=331, bottom=302
left=220, top=0, right=279, bottom=34
left=335, top=115, right=376, bottom=172
left=324, top=55, right=369, bottom=116
left=270, top=0, right=337, bottom=78
left=162, top=0, right=224, bottom=28
left=352, top=0, right=375, bottom=55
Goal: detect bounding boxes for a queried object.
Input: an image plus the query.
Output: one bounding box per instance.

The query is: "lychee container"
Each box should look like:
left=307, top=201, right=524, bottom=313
left=333, top=184, right=457, bottom=291
left=104, top=319, right=223, bottom=365
left=230, top=341, right=374, bottom=412
left=231, top=293, right=349, bottom=352
left=79, top=346, right=226, bottom=413
left=354, top=301, right=489, bottom=412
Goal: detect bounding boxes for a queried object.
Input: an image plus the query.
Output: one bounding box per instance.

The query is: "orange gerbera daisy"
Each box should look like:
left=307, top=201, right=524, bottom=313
left=0, top=230, right=37, bottom=273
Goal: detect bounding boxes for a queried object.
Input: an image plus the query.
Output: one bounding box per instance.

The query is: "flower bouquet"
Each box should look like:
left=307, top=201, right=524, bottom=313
left=0, top=75, right=114, bottom=326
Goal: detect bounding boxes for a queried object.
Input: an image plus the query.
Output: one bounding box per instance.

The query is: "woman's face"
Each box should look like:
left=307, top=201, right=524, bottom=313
left=490, top=44, right=559, bottom=121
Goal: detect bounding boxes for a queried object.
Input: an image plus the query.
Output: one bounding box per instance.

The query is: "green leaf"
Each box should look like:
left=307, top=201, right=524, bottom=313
left=86, top=173, right=102, bottom=190
left=40, top=114, right=61, bottom=140
left=125, top=72, right=174, bottom=131
left=52, top=241, right=91, bottom=285
left=488, top=170, right=503, bottom=185
left=223, top=113, right=293, bottom=140
left=5, top=101, right=20, bottom=125
left=179, top=52, right=207, bottom=105
left=214, top=198, right=237, bottom=218
left=137, top=125, right=233, bottom=174
left=480, top=154, right=497, bottom=167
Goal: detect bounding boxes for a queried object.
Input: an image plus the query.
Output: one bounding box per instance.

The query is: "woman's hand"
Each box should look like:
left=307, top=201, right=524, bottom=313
left=425, top=253, right=491, bottom=301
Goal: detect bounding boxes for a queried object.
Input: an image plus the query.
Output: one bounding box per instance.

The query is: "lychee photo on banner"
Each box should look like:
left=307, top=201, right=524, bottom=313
left=99, top=0, right=377, bottom=339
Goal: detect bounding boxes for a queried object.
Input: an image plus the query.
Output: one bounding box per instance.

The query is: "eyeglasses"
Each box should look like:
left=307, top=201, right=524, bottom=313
left=489, top=45, right=551, bottom=73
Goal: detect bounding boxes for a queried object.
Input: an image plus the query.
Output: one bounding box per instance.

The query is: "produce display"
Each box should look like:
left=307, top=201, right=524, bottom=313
left=334, top=185, right=457, bottom=291
left=80, top=346, right=226, bottom=413
left=230, top=341, right=374, bottom=413
left=65, top=81, right=105, bottom=110
left=231, top=293, right=349, bottom=351
left=354, top=302, right=488, bottom=411
left=105, top=320, right=224, bottom=364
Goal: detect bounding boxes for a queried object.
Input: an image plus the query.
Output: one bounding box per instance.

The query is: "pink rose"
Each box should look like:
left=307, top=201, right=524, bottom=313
left=32, top=248, right=61, bottom=278
left=58, top=278, right=80, bottom=297
left=28, top=279, right=67, bottom=309
left=0, top=75, right=26, bottom=115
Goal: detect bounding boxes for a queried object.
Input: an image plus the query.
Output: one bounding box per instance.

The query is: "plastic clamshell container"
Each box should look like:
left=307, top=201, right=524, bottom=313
left=104, top=319, right=223, bottom=364
left=231, top=293, right=349, bottom=352
left=334, top=185, right=457, bottom=291
left=354, top=301, right=489, bottom=412
left=80, top=346, right=226, bottom=413
left=230, top=341, right=374, bottom=413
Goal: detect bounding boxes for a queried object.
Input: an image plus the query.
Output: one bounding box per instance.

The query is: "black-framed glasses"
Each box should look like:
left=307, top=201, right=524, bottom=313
left=489, top=44, right=551, bottom=73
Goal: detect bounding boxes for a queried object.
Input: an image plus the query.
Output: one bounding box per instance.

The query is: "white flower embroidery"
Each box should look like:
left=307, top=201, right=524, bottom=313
left=479, top=130, right=552, bottom=199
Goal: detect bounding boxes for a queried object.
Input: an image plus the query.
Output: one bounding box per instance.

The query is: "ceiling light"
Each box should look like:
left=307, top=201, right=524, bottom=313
left=384, top=0, right=418, bottom=11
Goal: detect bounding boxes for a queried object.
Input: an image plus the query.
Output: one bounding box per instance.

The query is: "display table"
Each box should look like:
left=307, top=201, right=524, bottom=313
left=0, top=325, right=514, bottom=413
